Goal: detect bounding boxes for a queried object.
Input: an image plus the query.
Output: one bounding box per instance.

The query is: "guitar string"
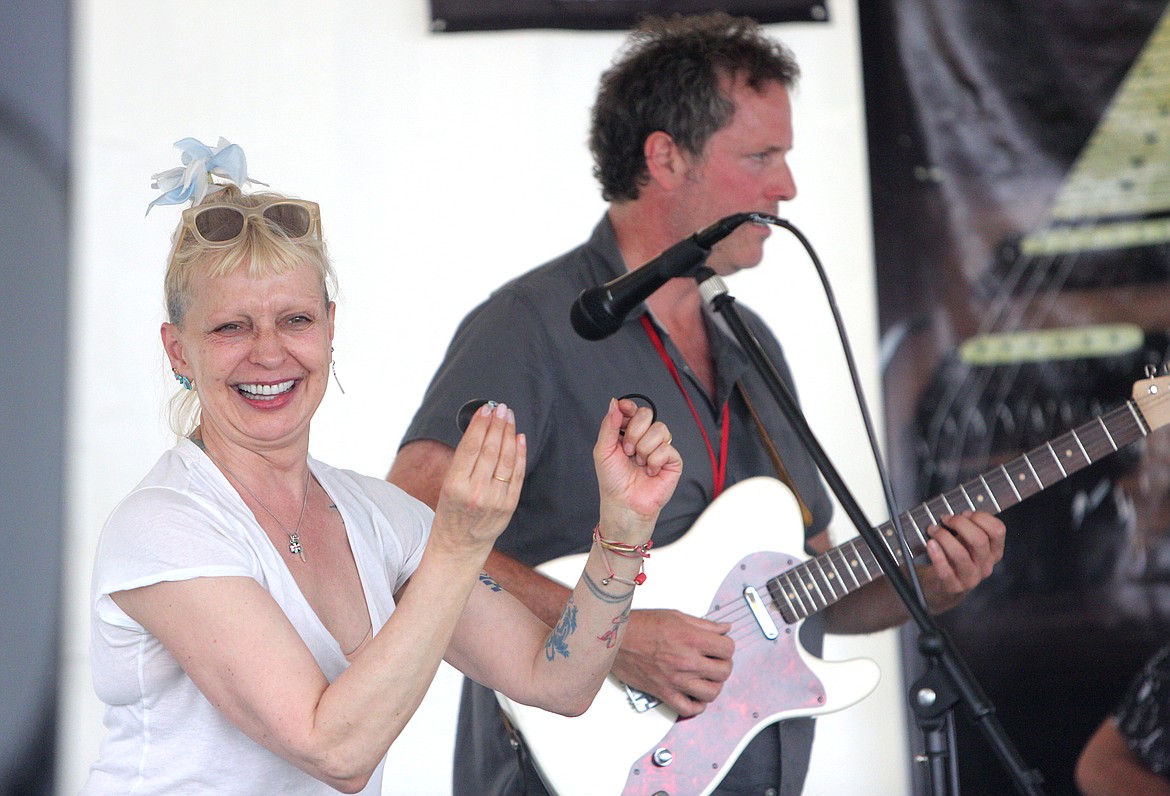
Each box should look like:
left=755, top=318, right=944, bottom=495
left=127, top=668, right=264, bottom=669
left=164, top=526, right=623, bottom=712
left=705, top=464, right=1052, bottom=640
left=707, top=391, right=1170, bottom=647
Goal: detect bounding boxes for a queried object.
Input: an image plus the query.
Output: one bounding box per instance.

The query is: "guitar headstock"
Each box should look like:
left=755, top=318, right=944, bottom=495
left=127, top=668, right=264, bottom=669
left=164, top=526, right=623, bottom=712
left=1134, top=368, right=1170, bottom=432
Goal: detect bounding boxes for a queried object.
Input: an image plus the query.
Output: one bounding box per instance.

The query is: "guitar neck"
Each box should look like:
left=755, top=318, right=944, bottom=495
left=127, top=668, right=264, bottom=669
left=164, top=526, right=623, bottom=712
left=769, top=399, right=1150, bottom=624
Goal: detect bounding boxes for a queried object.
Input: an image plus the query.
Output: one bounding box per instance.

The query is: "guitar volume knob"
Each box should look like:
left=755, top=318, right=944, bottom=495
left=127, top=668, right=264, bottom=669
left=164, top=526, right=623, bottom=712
left=652, top=747, right=673, bottom=767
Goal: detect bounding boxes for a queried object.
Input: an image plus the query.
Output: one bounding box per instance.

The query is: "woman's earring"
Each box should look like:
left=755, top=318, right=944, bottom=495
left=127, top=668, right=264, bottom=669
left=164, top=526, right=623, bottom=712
left=331, top=348, right=346, bottom=394
left=172, top=368, right=193, bottom=391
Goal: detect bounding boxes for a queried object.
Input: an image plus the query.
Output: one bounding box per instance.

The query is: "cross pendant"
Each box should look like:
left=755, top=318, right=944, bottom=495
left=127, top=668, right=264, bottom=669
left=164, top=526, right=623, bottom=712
left=289, top=534, right=306, bottom=562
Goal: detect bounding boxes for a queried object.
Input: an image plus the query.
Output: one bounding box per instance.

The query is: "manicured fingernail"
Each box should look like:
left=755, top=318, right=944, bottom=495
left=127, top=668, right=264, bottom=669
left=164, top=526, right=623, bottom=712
left=495, top=402, right=508, bottom=418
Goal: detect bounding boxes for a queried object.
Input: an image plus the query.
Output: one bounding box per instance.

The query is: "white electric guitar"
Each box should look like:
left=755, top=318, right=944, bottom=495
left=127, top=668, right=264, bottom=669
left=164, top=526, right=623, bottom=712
left=496, top=372, right=1170, bottom=796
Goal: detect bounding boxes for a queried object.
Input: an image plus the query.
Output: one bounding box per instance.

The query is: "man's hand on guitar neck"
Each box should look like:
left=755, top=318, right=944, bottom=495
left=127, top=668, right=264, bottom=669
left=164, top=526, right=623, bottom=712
left=920, top=510, right=1006, bottom=612
left=818, top=509, right=1007, bottom=635
left=610, top=609, right=733, bottom=718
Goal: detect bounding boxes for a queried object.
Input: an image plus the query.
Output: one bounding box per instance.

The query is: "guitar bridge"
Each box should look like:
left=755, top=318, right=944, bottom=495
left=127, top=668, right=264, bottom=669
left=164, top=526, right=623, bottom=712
left=625, top=684, right=661, bottom=713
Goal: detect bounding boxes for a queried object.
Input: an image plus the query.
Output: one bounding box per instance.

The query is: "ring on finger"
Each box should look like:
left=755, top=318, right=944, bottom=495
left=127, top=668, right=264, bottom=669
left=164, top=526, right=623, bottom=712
left=492, top=474, right=511, bottom=483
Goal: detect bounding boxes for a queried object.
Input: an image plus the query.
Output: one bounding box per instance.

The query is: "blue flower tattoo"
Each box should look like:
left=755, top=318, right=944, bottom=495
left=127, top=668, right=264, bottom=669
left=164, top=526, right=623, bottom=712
left=545, top=595, right=578, bottom=661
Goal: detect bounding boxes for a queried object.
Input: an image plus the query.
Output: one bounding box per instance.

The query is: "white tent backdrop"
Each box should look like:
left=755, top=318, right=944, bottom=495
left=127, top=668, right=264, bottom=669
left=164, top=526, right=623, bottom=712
left=60, top=2, right=909, bottom=793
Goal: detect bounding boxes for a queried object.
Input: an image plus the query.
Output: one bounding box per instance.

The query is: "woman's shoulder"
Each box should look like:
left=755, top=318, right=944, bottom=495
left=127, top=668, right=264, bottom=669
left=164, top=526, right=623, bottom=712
left=95, top=441, right=262, bottom=597
left=107, top=439, right=219, bottom=518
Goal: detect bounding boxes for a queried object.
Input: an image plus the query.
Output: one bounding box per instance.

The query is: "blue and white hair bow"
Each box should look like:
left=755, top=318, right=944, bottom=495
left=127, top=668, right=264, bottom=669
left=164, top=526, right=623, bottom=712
left=146, top=136, right=266, bottom=214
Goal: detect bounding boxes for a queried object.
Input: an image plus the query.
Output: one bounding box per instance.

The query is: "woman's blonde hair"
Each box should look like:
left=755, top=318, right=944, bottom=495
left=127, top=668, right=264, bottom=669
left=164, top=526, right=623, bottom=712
left=164, top=185, right=337, bottom=436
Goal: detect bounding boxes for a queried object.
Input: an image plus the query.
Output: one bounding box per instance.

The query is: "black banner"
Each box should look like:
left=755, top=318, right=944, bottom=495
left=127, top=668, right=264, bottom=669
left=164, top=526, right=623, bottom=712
left=429, top=1, right=827, bottom=32
left=863, top=0, right=1170, bottom=792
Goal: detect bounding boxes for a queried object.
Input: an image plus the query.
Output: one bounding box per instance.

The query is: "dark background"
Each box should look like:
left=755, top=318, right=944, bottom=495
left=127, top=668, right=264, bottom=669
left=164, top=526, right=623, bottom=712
left=429, top=0, right=828, bottom=32
left=861, top=1, right=1170, bottom=793
left=0, top=1, right=70, bottom=794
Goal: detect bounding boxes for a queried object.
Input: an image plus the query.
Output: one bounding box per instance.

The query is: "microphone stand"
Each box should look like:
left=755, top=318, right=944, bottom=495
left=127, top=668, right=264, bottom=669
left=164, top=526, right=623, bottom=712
left=690, top=217, right=1045, bottom=796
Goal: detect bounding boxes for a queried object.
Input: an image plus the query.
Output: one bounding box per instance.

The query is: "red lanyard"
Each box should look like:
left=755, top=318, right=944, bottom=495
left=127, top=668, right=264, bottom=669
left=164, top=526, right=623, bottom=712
left=640, top=315, right=730, bottom=497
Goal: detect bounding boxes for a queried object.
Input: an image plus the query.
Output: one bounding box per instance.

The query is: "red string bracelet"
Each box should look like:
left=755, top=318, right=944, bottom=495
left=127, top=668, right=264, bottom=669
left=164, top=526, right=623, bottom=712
left=594, top=526, right=652, bottom=586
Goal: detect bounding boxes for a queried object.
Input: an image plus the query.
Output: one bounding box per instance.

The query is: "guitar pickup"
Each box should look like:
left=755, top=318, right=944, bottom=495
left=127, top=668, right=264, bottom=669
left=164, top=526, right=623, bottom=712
left=625, top=684, right=661, bottom=713
left=744, top=585, right=780, bottom=639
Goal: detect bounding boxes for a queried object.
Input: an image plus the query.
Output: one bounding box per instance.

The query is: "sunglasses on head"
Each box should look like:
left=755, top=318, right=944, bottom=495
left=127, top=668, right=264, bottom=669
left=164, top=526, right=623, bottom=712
left=177, top=197, right=322, bottom=247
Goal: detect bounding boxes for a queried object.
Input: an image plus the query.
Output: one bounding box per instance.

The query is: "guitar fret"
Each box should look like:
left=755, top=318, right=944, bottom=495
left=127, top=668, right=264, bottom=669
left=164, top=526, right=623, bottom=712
left=983, top=468, right=1014, bottom=511
left=767, top=575, right=792, bottom=624
left=978, top=474, right=1002, bottom=511
left=958, top=483, right=977, bottom=512
left=1126, top=400, right=1150, bottom=437
left=1045, top=442, right=1068, bottom=477
left=809, top=558, right=840, bottom=602
left=775, top=572, right=805, bottom=622
left=907, top=513, right=929, bottom=549
left=881, top=524, right=907, bottom=566
left=1023, top=453, right=1043, bottom=489
left=827, top=555, right=849, bottom=597
left=791, top=570, right=815, bottom=618
left=932, top=494, right=953, bottom=520
left=830, top=546, right=862, bottom=590
left=1097, top=415, right=1118, bottom=450
left=1050, top=430, right=1090, bottom=471
left=904, top=512, right=924, bottom=543
left=855, top=542, right=881, bottom=585
left=999, top=464, right=1023, bottom=502
left=925, top=497, right=947, bottom=528
left=1030, top=443, right=1065, bottom=487
left=1084, top=415, right=1124, bottom=459
left=881, top=524, right=918, bottom=567
left=806, top=562, right=831, bottom=608
left=798, top=562, right=823, bottom=606
left=1106, top=405, right=1146, bottom=452
left=822, top=552, right=849, bottom=595
left=1070, top=428, right=1090, bottom=462
left=1007, top=456, right=1042, bottom=500
left=851, top=540, right=875, bottom=582
left=790, top=566, right=819, bottom=615
left=1118, top=407, right=1146, bottom=444
left=795, top=561, right=823, bottom=613
left=863, top=543, right=888, bottom=583
left=922, top=502, right=938, bottom=526
left=946, top=488, right=969, bottom=516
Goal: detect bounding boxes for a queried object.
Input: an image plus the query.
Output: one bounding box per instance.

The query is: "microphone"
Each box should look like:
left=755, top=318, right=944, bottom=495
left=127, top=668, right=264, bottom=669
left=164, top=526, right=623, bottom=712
left=569, top=213, right=755, bottom=341
left=456, top=398, right=498, bottom=433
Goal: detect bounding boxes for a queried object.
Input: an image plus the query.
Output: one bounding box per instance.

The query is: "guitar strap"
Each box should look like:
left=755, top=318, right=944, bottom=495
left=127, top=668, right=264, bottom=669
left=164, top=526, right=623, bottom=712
left=498, top=707, right=547, bottom=792
left=736, top=380, right=814, bottom=529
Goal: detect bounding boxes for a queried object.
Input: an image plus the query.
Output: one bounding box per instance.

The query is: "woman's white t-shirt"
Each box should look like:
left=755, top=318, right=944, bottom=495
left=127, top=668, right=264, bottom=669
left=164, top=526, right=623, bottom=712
left=83, top=438, right=431, bottom=794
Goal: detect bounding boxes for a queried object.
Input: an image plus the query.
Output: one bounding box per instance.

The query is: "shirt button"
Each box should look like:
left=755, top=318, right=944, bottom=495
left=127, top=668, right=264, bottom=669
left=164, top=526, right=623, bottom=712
left=764, top=790, right=778, bottom=796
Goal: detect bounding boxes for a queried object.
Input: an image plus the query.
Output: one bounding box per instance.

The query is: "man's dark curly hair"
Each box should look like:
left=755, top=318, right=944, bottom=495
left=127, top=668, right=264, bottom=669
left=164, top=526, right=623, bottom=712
left=589, top=13, right=800, bottom=203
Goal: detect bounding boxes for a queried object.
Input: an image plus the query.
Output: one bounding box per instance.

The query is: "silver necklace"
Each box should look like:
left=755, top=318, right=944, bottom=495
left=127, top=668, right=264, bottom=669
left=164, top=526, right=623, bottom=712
left=200, top=443, right=311, bottom=562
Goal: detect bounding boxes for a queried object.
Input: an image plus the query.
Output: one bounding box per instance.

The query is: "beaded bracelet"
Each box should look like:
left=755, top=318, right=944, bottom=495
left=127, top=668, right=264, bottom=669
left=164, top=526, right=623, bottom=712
left=594, top=526, right=652, bottom=586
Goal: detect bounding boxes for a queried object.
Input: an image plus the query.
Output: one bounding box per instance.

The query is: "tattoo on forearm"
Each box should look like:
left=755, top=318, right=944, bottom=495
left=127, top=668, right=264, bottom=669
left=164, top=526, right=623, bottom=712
left=582, top=570, right=634, bottom=603
left=597, top=606, right=631, bottom=649
left=478, top=572, right=504, bottom=593
left=545, top=595, right=578, bottom=661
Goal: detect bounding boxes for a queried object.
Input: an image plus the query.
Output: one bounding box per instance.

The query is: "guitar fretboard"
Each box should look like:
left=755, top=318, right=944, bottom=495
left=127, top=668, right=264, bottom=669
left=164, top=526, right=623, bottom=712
left=768, top=400, right=1150, bottom=624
